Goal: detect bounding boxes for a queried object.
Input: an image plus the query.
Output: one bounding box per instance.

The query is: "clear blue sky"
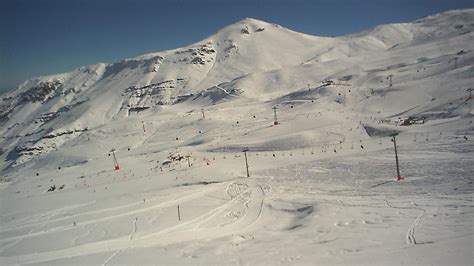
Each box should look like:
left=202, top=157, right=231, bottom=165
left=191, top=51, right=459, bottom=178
left=1, top=0, right=472, bottom=92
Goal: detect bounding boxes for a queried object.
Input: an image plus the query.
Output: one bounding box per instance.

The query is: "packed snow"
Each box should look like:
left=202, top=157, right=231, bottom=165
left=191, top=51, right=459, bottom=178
left=0, top=9, right=473, bottom=265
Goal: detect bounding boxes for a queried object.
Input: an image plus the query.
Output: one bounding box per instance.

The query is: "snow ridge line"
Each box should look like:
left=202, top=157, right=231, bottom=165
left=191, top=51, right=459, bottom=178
left=214, top=85, right=242, bottom=98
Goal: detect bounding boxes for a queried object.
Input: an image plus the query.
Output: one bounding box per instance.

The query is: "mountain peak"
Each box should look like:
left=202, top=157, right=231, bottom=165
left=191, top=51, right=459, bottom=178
left=209, top=17, right=274, bottom=38
left=1, top=8, right=473, bottom=169
left=1, top=9, right=473, bottom=263
left=235, top=17, right=271, bottom=25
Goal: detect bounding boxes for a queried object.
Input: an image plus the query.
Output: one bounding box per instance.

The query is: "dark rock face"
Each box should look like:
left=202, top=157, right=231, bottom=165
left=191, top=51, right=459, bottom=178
left=20, top=80, right=62, bottom=104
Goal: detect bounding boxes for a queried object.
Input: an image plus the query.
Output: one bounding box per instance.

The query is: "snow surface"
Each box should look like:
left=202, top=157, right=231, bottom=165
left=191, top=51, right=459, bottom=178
left=0, top=9, right=473, bottom=265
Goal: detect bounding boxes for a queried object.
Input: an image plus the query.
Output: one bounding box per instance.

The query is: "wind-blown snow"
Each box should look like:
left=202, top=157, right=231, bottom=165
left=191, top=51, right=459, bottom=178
left=0, top=9, right=473, bottom=265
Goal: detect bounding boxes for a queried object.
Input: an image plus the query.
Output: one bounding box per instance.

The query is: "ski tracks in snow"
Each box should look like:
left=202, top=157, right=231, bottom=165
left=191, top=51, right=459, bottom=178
left=0, top=182, right=226, bottom=244
left=405, top=209, right=425, bottom=245
left=129, top=218, right=138, bottom=240
left=383, top=199, right=427, bottom=245
left=102, top=250, right=120, bottom=266
left=0, top=178, right=265, bottom=265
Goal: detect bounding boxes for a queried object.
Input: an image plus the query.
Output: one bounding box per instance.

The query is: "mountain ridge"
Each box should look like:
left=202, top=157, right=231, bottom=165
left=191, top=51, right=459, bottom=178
left=3, top=9, right=471, bottom=96
left=0, top=9, right=473, bottom=265
left=0, top=8, right=473, bottom=169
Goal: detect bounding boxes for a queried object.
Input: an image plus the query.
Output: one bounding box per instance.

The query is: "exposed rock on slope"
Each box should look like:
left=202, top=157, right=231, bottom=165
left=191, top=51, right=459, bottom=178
left=0, top=9, right=473, bottom=168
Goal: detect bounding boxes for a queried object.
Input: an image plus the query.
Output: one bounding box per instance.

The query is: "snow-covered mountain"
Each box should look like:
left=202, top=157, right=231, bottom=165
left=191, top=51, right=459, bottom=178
left=0, top=9, right=473, bottom=265
left=1, top=10, right=473, bottom=168
left=1, top=9, right=473, bottom=169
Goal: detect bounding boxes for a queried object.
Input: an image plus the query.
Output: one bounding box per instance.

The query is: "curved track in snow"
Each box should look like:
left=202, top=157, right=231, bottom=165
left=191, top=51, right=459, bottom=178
left=0, top=178, right=264, bottom=265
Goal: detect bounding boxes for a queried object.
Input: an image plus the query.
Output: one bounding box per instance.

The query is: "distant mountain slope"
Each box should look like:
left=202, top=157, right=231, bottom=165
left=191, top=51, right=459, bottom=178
left=0, top=9, right=473, bottom=169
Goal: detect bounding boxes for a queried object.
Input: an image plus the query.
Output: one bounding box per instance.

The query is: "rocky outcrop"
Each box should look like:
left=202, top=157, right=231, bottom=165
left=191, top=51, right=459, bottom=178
left=34, top=99, right=88, bottom=125
left=13, top=128, right=88, bottom=166
left=123, top=78, right=189, bottom=109
left=20, top=80, right=62, bottom=104
left=175, top=43, right=216, bottom=65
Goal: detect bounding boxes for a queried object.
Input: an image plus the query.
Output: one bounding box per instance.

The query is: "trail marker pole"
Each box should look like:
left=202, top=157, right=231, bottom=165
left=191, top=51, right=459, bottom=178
left=243, top=149, right=250, bottom=177
left=201, top=108, right=205, bottom=119
left=111, top=149, right=120, bottom=170
left=177, top=205, right=181, bottom=221
left=186, top=155, right=191, bottom=167
left=141, top=121, right=146, bottom=133
left=391, top=134, right=403, bottom=181
left=467, top=88, right=473, bottom=100
left=388, top=75, right=393, bottom=87
left=273, top=106, right=279, bottom=125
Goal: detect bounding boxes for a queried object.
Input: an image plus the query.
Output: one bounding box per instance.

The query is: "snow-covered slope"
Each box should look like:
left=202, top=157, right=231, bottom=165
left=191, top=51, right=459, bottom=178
left=0, top=9, right=473, bottom=265
left=1, top=10, right=473, bottom=167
